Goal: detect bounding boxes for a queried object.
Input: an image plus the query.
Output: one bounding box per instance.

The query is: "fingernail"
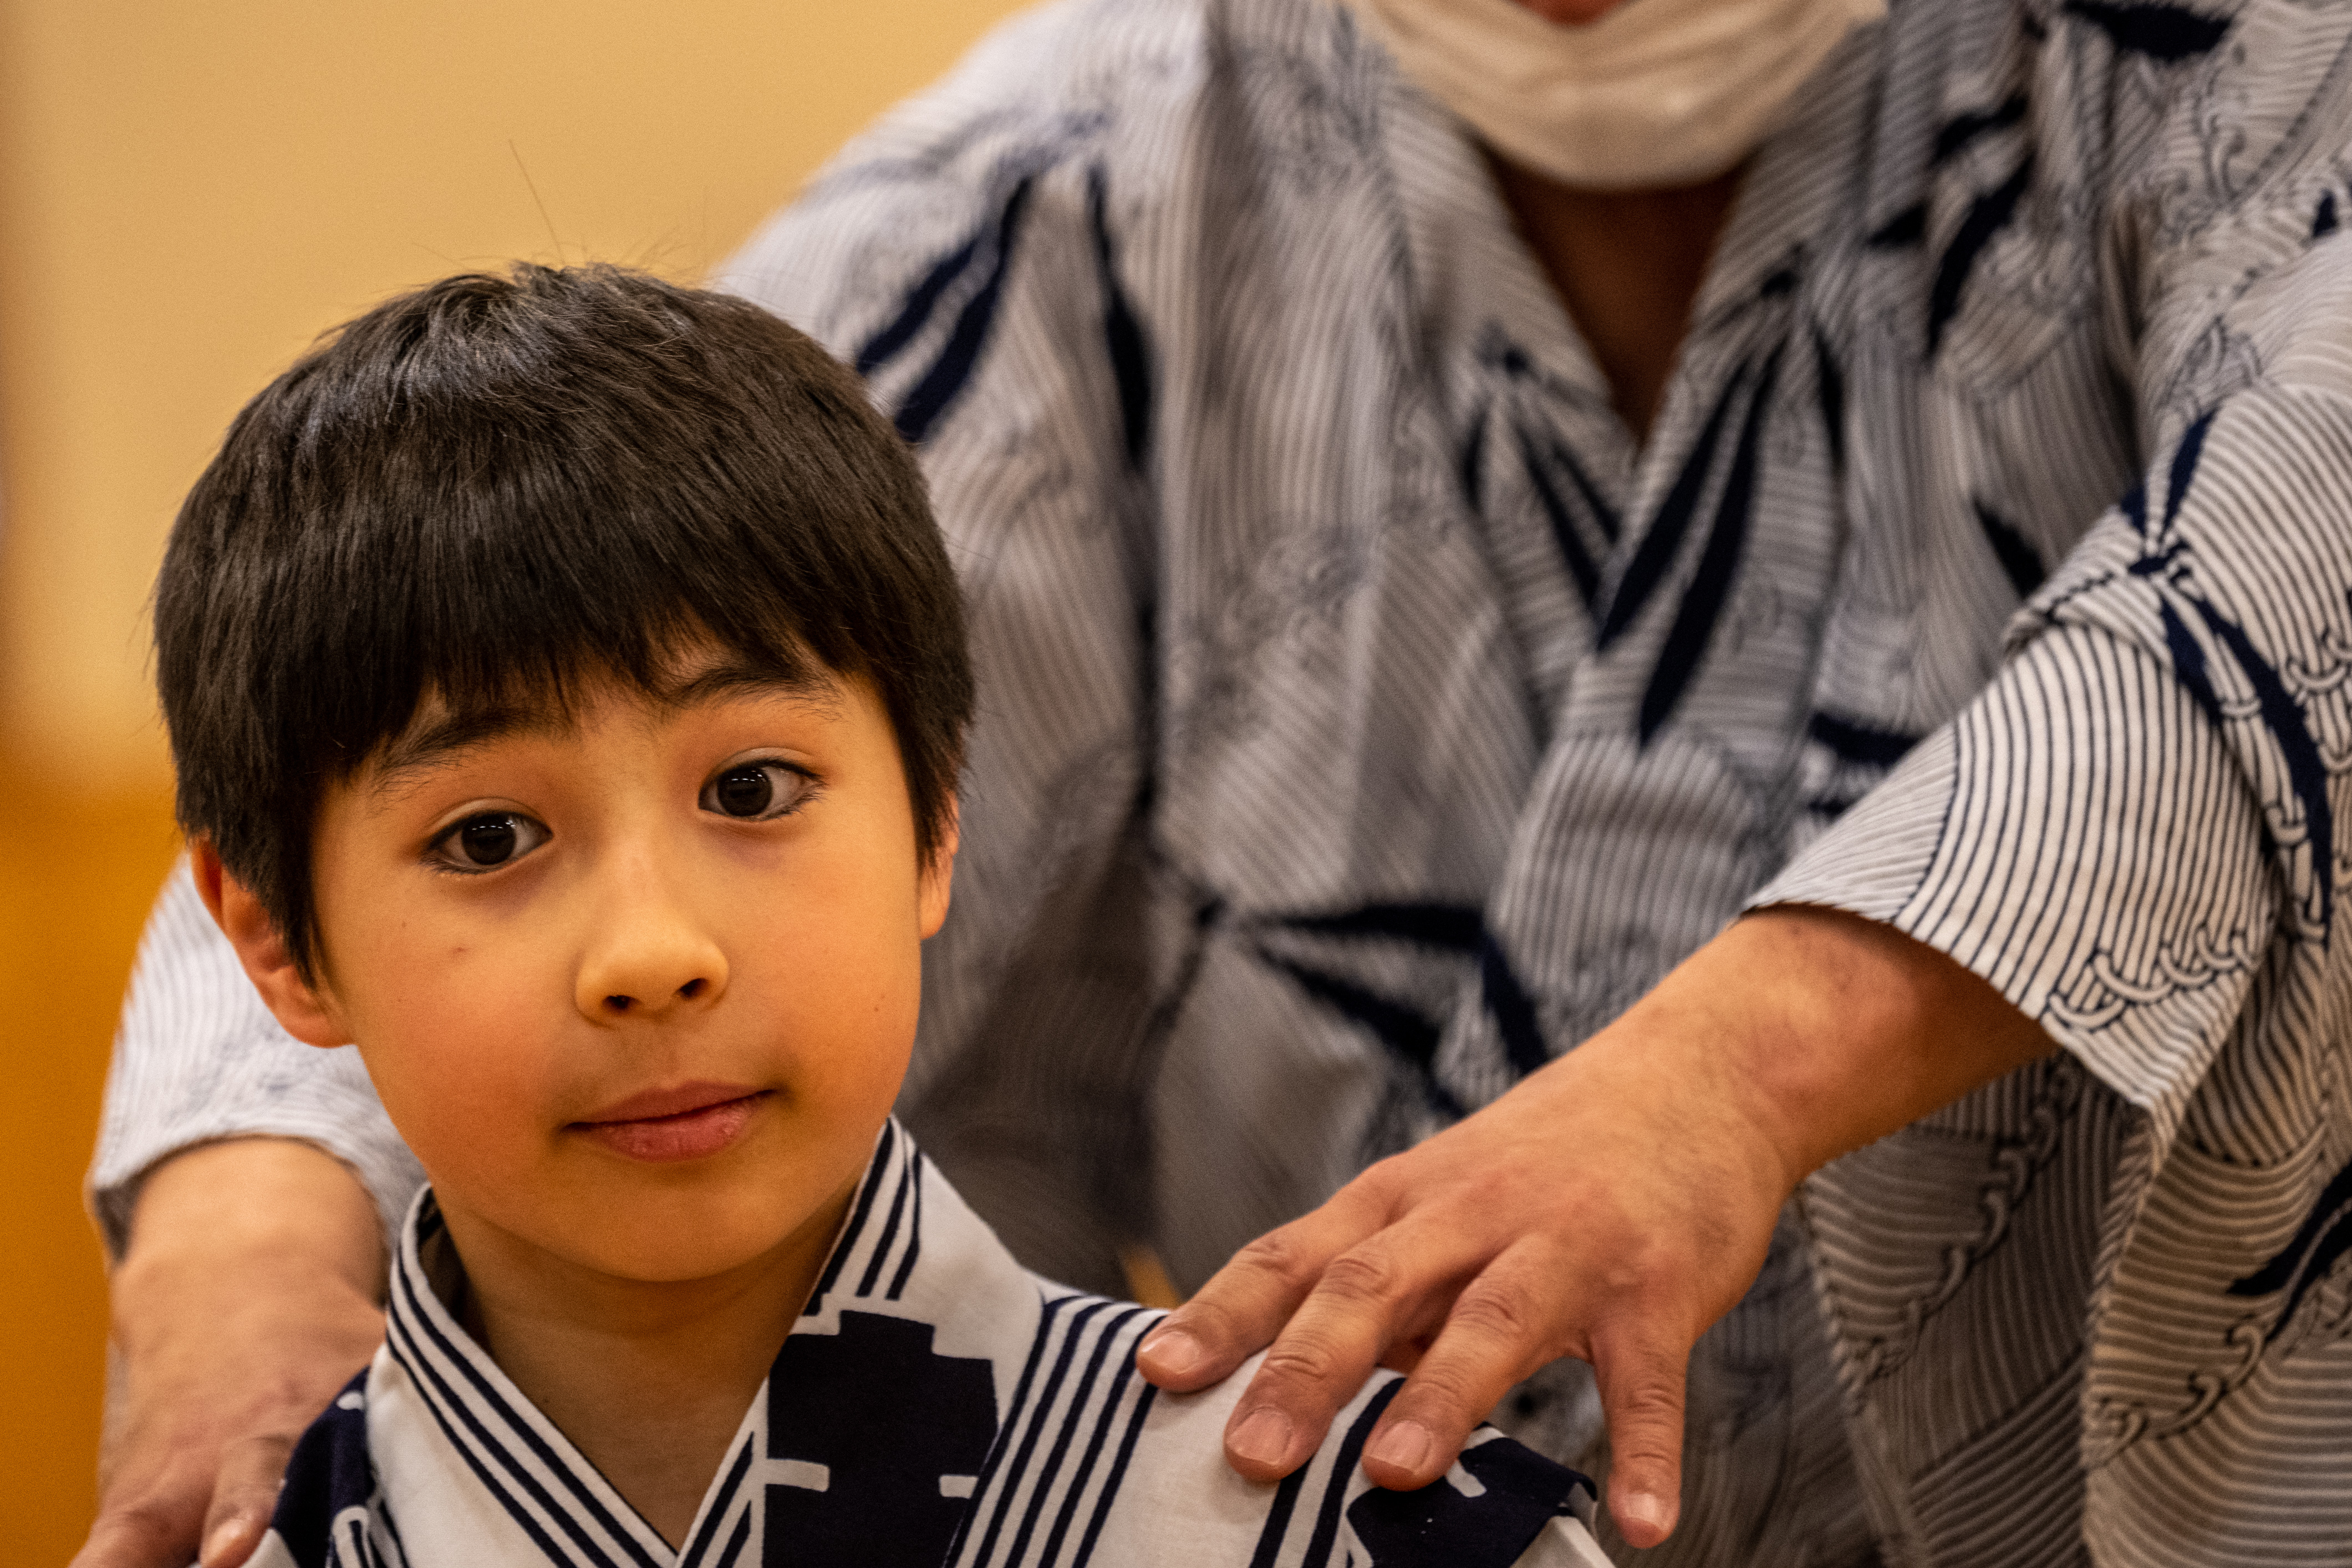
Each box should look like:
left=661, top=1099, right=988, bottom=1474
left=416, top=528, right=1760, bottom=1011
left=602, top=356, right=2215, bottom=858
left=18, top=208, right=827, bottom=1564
left=1618, top=1489, right=1673, bottom=1539
left=1230, top=1407, right=1294, bottom=1467
left=1142, top=1327, right=1202, bottom=1377
left=201, top=1519, right=251, bottom=1568
left=1366, top=1419, right=1431, bottom=1475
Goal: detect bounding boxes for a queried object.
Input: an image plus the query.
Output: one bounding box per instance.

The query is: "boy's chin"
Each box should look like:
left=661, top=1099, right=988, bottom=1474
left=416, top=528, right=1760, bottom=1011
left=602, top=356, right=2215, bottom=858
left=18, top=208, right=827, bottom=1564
left=563, top=1195, right=846, bottom=1285
left=442, top=1182, right=856, bottom=1294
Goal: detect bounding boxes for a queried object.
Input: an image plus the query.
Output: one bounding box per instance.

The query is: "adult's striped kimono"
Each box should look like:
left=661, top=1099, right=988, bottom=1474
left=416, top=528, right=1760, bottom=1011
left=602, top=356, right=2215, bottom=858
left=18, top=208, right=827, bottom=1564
left=100, top=0, right=2352, bottom=1561
left=246, top=1123, right=1605, bottom=1568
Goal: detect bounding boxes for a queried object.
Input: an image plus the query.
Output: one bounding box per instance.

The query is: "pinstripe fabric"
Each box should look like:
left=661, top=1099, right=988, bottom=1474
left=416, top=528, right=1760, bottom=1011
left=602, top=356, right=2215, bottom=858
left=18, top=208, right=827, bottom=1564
left=89, top=858, right=424, bottom=1255
left=248, top=1122, right=1604, bottom=1568
left=99, top=0, right=2352, bottom=1560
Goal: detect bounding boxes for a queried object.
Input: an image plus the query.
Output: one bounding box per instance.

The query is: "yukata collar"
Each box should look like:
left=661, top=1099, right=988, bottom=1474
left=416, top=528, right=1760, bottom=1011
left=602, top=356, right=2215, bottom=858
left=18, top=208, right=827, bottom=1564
left=379, top=1118, right=1047, bottom=1568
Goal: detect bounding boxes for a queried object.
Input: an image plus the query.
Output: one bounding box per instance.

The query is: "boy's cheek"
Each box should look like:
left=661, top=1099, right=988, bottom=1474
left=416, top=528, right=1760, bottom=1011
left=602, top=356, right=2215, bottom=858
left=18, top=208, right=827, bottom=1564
left=357, top=1016, right=557, bottom=1178
left=345, top=924, right=918, bottom=1277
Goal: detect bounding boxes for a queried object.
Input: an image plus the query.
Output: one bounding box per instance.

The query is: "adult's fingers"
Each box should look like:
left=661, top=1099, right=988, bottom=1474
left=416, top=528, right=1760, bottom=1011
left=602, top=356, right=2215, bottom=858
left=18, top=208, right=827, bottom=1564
left=1209, top=1194, right=1508, bottom=1481
left=1353, top=1237, right=1574, bottom=1491
left=1137, top=1180, right=1395, bottom=1394
left=76, top=1139, right=387, bottom=1568
left=1336, top=1229, right=1694, bottom=1546
left=69, top=1477, right=204, bottom=1568
left=1590, top=1317, right=1689, bottom=1549
left=72, top=1416, right=307, bottom=1568
left=199, top=1432, right=299, bottom=1567
left=72, top=1385, right=324, bottom=1568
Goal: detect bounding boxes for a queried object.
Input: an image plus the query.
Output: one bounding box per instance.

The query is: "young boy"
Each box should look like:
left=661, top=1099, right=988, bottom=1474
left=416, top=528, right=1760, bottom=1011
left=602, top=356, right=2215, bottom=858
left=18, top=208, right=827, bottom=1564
left=155, top=263, right=1610, bottom=1568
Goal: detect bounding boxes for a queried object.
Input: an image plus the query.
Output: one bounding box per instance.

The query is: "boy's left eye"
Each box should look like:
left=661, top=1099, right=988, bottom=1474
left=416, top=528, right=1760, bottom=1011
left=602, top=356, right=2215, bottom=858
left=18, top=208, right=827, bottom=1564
left=701, top=761, right=814, bottom=821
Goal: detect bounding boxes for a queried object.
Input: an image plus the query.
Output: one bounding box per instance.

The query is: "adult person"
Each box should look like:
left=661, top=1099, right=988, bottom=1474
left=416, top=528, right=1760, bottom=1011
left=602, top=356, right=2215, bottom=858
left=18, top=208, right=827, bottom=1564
left=79, top=0, right=2352, bottom=1564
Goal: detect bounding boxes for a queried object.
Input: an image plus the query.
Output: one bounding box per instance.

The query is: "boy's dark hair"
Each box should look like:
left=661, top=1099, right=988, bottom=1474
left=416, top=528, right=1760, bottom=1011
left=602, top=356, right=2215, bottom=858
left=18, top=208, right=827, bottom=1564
left=157, top=263, right=970, bottom=977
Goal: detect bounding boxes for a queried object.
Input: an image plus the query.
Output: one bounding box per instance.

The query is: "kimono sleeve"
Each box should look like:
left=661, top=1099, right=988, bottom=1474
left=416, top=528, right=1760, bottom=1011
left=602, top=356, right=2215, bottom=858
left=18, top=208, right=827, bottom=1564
left=1753, top=5, right=2352, bottom=1156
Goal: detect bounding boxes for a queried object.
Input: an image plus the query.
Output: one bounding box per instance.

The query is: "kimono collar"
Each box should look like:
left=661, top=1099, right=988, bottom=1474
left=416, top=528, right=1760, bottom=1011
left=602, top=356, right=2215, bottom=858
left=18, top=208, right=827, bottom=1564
left=376, top=1118, right=1053, bottom=1568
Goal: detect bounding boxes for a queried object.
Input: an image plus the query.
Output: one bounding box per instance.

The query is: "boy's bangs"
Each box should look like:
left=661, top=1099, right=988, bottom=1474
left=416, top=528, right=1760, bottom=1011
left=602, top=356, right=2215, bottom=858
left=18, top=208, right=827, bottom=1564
left=269, top=477, right=840, bottom=791
left=157, top=264, right=969, bottom=980
left=326, top=490, right=838, bottom=778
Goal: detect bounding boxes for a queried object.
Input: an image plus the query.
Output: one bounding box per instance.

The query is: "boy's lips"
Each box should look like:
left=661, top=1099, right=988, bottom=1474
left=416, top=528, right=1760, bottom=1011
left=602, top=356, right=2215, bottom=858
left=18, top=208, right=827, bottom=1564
left=570, top=1082, right=770, bottom=1163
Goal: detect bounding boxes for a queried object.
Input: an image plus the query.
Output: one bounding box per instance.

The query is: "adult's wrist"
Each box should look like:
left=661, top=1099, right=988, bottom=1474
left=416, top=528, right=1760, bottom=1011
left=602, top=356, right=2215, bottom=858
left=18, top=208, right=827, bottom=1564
left=84, top=1139, right=390, bottom=1568
left=1684, top=905, right=2058, bottom=1186
left=115, top=1138, right=386, bottom=1315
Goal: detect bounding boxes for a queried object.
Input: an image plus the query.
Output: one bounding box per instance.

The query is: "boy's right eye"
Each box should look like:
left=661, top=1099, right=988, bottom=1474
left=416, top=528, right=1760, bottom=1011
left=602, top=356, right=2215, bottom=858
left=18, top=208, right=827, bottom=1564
left=426, top=812, right=549, bottom=872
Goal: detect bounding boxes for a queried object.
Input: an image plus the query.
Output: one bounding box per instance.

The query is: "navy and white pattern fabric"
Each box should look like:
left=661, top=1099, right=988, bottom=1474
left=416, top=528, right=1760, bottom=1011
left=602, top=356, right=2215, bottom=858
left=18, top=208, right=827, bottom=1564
left=246, top=1122, right=1606, bottom=1568
left=95, top=0, right=2352, bottom=1562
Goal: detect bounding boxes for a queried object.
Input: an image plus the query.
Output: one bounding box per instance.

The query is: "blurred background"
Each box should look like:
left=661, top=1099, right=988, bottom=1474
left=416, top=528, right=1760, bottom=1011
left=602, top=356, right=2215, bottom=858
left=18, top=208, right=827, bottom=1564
left=0, top=0, right=1022, bottom=1551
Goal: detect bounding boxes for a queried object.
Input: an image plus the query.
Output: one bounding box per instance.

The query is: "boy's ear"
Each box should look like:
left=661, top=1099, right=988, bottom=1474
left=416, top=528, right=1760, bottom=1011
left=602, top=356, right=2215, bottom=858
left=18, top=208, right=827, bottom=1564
left=189, top=838, right=352, bottom=1049
left=917, top=800, right=959, bottom=940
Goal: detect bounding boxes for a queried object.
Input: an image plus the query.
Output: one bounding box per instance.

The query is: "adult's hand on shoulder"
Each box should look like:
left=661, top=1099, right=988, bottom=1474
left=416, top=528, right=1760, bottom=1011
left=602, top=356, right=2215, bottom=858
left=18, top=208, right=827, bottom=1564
left=75, top=1139, right=386, bottom=1568
left=1137, top=991, right=1787, bottom=1549
left=1136, top=907, right=2055, bottom=1550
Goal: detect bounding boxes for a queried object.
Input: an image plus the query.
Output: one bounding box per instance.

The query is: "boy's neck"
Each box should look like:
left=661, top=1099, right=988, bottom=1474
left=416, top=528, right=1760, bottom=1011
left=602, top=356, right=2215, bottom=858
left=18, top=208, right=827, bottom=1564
left=434, top=1184, right=856, bottom=1549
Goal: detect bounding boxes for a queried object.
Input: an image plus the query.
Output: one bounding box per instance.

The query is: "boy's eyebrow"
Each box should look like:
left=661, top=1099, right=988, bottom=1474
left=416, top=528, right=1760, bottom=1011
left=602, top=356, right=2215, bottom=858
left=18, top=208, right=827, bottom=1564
left=369, top=706, right=557, bottom=793
left=367, top=662, right=843, bottom=795
left=659, top=658, right=844, bottom=713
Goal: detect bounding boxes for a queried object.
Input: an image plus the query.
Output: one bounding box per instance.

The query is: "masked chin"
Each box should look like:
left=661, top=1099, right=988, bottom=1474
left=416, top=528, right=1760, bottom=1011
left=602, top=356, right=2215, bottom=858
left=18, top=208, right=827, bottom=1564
left=1348, top=0, right=1887, bottom=191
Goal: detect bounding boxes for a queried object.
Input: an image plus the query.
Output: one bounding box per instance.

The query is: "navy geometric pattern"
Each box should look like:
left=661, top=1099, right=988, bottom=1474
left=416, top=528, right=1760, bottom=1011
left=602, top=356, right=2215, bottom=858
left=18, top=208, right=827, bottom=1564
left=1348, top=1437, right=1592, bottom=1567
left=763, top=1314, right=997, bottom=1568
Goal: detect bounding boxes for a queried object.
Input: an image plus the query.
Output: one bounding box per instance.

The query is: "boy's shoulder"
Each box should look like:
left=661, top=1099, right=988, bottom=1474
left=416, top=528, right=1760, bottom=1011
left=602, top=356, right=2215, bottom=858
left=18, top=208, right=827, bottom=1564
left=254, top=1129, right=1609, bottom=1567
left=251, top=1316, right=1607, bottom=1568
left=823, top=1126, right=1610, bottom=1565
left=1076, top=1326, right=1608, bottom=1568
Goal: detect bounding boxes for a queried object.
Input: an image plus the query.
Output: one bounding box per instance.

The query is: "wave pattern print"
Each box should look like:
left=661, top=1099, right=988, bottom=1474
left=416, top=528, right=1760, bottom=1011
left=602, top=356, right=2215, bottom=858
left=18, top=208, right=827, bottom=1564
left=103, top=0, right=2352, bottom=1561
left=1755, top=9, right=2352, bottom=1556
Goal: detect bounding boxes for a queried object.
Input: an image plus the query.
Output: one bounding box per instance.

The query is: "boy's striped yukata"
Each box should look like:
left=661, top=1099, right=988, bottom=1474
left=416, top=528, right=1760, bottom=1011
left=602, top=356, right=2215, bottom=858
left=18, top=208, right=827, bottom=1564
left=251, top=1120, right=1610, bottom=1568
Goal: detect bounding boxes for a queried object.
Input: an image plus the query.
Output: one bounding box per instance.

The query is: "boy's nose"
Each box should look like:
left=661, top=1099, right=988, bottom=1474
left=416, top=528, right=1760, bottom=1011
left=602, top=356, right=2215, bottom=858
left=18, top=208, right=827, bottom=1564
left=574, top=874, right=730, bottom=1021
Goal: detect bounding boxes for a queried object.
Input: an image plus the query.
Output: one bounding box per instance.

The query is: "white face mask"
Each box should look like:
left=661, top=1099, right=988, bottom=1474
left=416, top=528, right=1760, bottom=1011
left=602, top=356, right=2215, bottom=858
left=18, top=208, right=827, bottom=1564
left=1350, top=0, right=1885, bottom=190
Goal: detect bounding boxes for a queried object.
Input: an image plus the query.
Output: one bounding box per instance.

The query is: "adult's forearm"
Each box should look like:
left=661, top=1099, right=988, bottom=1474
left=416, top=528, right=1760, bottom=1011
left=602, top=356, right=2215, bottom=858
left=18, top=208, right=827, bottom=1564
left=113, top=1138, right=386, bottom=1318
left=82, top=1138, right=386, bottom=1568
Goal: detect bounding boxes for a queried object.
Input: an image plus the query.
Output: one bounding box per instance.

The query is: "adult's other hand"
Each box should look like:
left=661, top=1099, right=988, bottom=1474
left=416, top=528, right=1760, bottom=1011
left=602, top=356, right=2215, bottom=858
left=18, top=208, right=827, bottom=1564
left=74, top=1138, right=386, bottom=1568
left=1136, top=906, right=2055, bottom=1549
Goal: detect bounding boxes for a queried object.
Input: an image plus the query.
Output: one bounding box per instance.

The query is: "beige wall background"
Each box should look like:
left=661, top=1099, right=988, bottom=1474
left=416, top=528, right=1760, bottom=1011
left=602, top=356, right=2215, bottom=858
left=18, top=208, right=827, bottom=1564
left=2, top=0, right=1030, bottom=778
left=0, top=0, right=1023, bottom=1554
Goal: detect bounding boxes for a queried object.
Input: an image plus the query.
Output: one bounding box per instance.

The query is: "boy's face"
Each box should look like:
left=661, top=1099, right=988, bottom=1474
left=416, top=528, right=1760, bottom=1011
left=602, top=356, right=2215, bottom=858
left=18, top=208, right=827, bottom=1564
left=203, top=649, right=951, bottom=1289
